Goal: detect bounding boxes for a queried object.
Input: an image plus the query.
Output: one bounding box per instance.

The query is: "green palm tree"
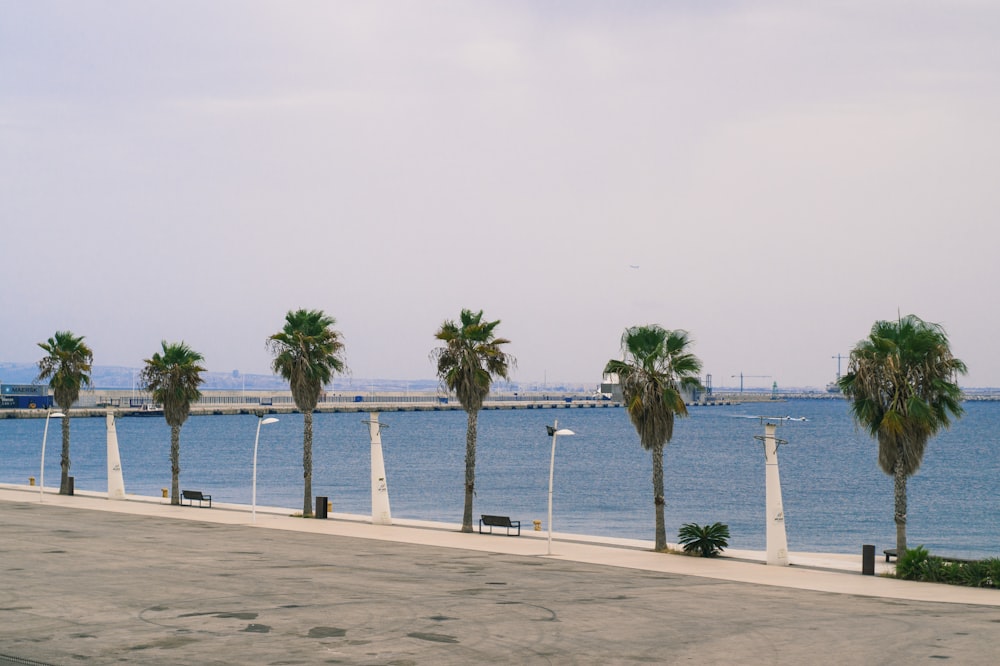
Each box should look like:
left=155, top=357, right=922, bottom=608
left=36, top=330, right=94, bottom=495
left=430, top=309, right=515, bottom=532
left=140, top=341, right=206, bottom=505
left=605, top=325, right=702, bottom=551
left=267, top=309, right=346, bottom=517
left=838, top=314, right=966, bottom=554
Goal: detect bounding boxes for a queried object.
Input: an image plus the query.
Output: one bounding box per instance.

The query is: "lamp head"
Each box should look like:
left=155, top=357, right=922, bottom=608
left=261, top=417, right=279, bottom=425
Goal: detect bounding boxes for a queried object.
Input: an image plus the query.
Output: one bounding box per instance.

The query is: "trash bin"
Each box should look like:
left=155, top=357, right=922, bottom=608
left=315, top=496, right=328, bottom=519
left=862, top=544, right=875, bottom=575
left=67, top=477, right=74, bottom=496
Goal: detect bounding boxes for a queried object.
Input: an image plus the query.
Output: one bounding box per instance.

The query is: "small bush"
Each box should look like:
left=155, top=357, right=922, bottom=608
left=895, top=546, right=929, bottom=580
left=896, top=548, right=1000, bottom=588
left=957, top=560, right=992, bottom=588
left=677, top=522, right=730, bottom=558
left=986, top=558, right=1000, bottom=588
left=918, top=556, right=954, bottom=584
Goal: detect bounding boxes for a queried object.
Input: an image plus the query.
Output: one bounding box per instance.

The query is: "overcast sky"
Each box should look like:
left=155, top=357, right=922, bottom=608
left=3, top=1, right=998, bottom=390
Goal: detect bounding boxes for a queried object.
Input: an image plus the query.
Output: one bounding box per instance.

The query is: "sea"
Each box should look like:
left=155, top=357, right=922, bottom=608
left=1, top=399, right=997, bottom=560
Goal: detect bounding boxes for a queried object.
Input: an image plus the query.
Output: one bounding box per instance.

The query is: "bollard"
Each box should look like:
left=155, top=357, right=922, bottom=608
left=862, top=544, right=875, bottom=575
left=328, top=500, right=333, bottom=514
left=533, top=520, right=542, bottom=532
left=162, top=488, right=168, bottom=499
left=29, top=477, right=35, bottom=486
left=315, top=496, right=328, bottom=519
left=67, top=477, right=74, bottom=495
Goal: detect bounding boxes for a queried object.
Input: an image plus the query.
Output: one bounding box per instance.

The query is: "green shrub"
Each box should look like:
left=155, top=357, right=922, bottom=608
left=677, top=522, right=730, bottom=558
left=956, top=560, right=992, bottom=588
left=918, top=556, right=955, bottom=584
left=986, top=558, right=1000, bottom=589
left=897, top=548, right=1000, bottom=588
left=895, top=546, right=929, bottom=580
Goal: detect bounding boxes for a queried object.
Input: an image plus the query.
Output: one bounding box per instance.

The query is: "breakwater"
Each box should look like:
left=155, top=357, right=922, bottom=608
left=0, top=399, right=625, bottom=419
left=0, top=389, right=752, bottom=419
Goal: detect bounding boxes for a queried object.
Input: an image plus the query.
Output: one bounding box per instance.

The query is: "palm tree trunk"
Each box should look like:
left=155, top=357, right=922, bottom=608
left=59, top=416, right=71, bottom=495
left=462, top=409, right=478, bottom=533
left=894, top=462, right=908, bottom=554
left=303, top=410, right=314, bottom=517
left=652, top=442, right=667, bottom=551
left=170, top=424, right=181, bottom=505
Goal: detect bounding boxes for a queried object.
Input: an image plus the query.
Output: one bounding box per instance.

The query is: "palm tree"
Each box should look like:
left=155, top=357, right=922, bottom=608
left=605, top=325, right=702, bottom=551
left=267, top=309, right=346, bottom=517
left=430, top=309, right=515, bottom=532
left=36, top=330, right=94, bottom=495
left=140, top=341, right=206, bottom=505
left=838, top=314, right=966, bottom=554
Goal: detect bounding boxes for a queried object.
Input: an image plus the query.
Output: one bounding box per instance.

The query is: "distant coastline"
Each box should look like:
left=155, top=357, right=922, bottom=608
left=4, top=361, right=1000, bottom=400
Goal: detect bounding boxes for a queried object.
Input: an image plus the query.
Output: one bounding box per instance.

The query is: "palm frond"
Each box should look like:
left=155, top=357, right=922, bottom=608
left=36, top=330, right=94, bottom=409
left=139, top=340, right=205, bottom=428
left=840, top=314, right=966, bottom=477
left=430, top=309, right=515, bottom=413
left=606, top=325, right=703, bottom=450
left=267, top=309, right=347, bottom=412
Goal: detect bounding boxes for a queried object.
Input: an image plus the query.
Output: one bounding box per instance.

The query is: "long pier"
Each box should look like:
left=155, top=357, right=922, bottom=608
left=1, top=390, right=631, bottom=419
left=0, top=387, right=767, bottom=419
left=0, top=386, right=875, bottom=420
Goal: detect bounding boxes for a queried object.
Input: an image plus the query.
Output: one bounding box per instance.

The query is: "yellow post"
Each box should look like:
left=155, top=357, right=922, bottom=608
left=533, top=520, right=542, bottom=531
left=29, top=477, right=35, bottom=486
left=161, top=488, right=168, bottom=499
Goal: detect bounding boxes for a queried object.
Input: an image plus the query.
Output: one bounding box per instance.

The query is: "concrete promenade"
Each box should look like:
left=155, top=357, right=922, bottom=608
left=1, top=485, right=997, bottom=665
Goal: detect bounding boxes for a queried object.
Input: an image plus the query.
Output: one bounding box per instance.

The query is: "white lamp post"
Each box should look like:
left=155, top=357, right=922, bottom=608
left=40, top=411, right=65, bottom=502
left=546, top=419, right=575, bottom=555
left=251, top=416, right=279, bottom=523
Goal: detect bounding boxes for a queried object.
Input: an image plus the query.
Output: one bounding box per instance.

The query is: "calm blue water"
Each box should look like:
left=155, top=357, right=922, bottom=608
left=1, top=400, right=997, bottom=559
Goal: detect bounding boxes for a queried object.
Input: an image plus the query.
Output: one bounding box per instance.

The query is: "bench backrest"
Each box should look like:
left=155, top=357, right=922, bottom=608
left=481, top=514, right=513, bottom=527
left=183, top=490, right=204, bottom=500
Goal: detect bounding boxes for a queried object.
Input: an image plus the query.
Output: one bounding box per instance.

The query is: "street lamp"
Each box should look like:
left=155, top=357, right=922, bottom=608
left=40, top=411, right=66, bottom=502
left=546, top=419, right=575, bottom=555
left=251, top=416, right=279, bottom=523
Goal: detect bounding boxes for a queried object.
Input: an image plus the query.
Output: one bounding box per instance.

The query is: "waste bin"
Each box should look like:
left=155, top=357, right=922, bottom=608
left=315, top=496, right=328, bottom=519
left=862, top=544, right=875, bottom=575
left=67, top=477, right=74, bottom=496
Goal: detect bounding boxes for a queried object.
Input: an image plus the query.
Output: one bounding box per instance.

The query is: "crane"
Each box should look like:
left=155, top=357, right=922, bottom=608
left=828, top=353, right=848, bottom=393
left=831, top=353, right=848, bottom=380
left=731, top=373, right=772, bottom=394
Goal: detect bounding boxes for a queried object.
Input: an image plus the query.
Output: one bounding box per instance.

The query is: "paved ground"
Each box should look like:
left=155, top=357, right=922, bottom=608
left=1, top=487, right=998, bottom=665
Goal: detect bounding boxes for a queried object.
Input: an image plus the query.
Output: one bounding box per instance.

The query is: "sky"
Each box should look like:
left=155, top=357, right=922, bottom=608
left=3, top=1, right=999, bottom=390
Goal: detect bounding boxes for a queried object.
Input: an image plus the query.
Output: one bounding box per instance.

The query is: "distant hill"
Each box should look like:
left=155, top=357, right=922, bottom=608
left=0, top=362, right=527, bottom=393
left=1, top=361, right=290, bottom=390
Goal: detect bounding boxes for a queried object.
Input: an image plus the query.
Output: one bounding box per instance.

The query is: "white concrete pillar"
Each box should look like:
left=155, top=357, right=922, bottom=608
left=764, top=422, right=789, bottom=565
left=367, top=413, right=392, bottom=525
left=106, top=410, right=126, bottom=500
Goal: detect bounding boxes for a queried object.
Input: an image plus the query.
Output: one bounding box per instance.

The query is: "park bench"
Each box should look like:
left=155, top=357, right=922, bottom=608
left=181, top=489, right=212, bottom=508
left=479, top=514, right=520, bottom=536
left=884, top=548, right=897, bottom=562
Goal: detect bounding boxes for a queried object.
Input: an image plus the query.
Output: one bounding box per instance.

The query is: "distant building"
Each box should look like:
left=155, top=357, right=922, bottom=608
left=601, top=373, right=701, bottom=403
left=600, top=374, right=623, bottom=402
